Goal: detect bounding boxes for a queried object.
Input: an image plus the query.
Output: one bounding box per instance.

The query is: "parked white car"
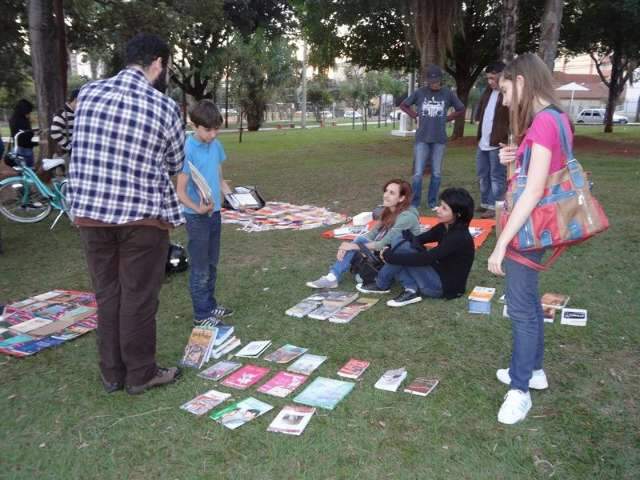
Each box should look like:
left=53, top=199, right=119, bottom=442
left=343, top=110, right=362, bottom=119
left=576, top=108, right=628, bottom=124
left=319, top=110, right=333, bottom=119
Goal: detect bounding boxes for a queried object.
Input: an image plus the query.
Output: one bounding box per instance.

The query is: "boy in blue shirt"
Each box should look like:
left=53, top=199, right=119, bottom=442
left=177, top=100, right=234, bottom=327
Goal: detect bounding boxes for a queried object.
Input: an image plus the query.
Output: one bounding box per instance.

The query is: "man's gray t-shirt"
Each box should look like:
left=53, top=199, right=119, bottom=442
left=403, top=86, right=464, bottom=144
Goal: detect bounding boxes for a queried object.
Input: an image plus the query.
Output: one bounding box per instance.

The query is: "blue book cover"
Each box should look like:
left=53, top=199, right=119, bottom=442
left=293, top=376, right=355, bottom=410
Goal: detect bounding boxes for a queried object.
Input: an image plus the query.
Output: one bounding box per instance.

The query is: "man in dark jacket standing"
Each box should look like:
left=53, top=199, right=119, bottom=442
left=475, top=62, right=510, bottom=218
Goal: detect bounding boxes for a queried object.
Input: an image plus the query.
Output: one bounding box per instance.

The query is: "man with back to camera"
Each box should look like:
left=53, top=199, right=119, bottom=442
left=475, top=62, right=509, bottom=219
left=400, top=64, right=465, bottom=210
left=69, top=33, right=184, bottom=395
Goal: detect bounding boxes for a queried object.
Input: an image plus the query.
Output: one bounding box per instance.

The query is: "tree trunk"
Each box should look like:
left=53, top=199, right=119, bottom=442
left=538, top=0, right=563, bottom=71
left=451, top=79, right=472, bottom=140
left=28, top=0, right=64, bottom=159
left=53, top=0, right=67, bottom=97
left=604, top=49, right=623, bottom=134
left=500, top=0, right=519, bottom=63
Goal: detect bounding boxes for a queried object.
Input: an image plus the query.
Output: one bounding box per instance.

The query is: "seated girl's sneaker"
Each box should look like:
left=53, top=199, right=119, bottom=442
left=496, top=368, right=548, bottom=390
left=306, top=275, right=338, bottom=289
left=497, top=389, right=531, bottom=425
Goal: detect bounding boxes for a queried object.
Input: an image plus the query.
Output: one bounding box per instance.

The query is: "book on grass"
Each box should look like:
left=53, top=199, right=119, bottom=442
left=210, top=397, right=273, bottom=430
left=287, top=353, right=328, bottom=375
left=267, top=405, right=316, bottom=436
left=285, top=299, right=322, bottom=318
left=374, top=367, right=407, bottom=392
left=541, top=293, right=570, bottom=310
left=329, top=298, right=379, bottom=324
left=468, top=286, right=496, bottom=315
left=180, top=326, right=217, bottom=369
left=214, top=325, right=235, bottom=346
left=235, top=340, right=272, bottom=358
left=337, top=359, right=370, bottom=379
left=9, top=317, right=52, bottom=334
left=263, top=344, right=308, bottom=364
left=221, top=364, right=270, bottom=389
left=404, top=377, right=439, bottom=397
left=321, top=291, right=359, bottom=309
left=307, top=304, right=342, bottom=321
left=198, top=360, right=242, bottom=381
left=257, top=371, right=308, bottom=398
left=560, top=308, right=587, bottom=326
left=543, top=306, right=556, bottom=323
left=188, top=161, right=214, bottom=206
left=209, top=336, right=241, bottom=360
left=293, top=376, right=355, bottom=410
left=180, top=389, right=231, bottom=416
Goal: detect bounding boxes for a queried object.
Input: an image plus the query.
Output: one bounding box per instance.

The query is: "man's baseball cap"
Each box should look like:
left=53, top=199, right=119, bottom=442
left=425, top=64, right=443, bottom=81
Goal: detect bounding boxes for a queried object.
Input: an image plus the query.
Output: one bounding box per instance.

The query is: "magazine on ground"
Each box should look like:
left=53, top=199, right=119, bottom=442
left=180, top=326, right=217, bottom=369
left=560, top=308, right=587, bottom=326
left=307, top=304, right=342, bottom=321
left=267, top=405, right=316, bottom=436
left=257, top=371, right=308, bottom=398
left=321, top=291, right=360, bottom=309
left=404, top=378, right=439, bottom=397
left=235, top=340, right=272, bottom=358
left=293, top=376, right=355, bottom=410
left=374, top=367, right=407, bottom=392
left=329, top=298, right=379, bottom=324
left=188, top=161, right=214, bottom=206
left=285, top=298, right=322, bottom=318
left=287, top=353, right=328, bottom=375
left=221, top=364, right=270, bottom=390
left=541, top=293, right=571, bottom=310
left=263, top=344, right=308, bottom=364
left=210, top=397, right=273, bottom=430
left=337, top=359, right=370, bottom=379
left=180, top=389, right=231, bottom=416
left=198, top=360, right=242, bottom=381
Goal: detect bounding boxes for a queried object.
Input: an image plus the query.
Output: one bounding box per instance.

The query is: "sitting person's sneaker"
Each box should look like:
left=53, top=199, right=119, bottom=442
left=211, top=305, right=233, bottom=318
left=356, top=283, right=391, bottom=294
left=306, top=274, right=338, bottom=289
left=100, top=373, right=124, bottom=394
left=496, top=368, right=549, bottom=390
left=497, top=389, right=532, bottom=425
left=386, top=289, right=422, bottom=307
left=126, top=366, right=182, bottom=395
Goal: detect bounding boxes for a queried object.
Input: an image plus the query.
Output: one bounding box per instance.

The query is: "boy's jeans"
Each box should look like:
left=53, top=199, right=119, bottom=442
left=476, top=148, right=506, bottom=209
left=185, top=212, right=222, bottom=321
left=505, top=249, right=545, bottom=392
left=411, top=142, right=446, bottom=209
left=330, top=236, right=370, bottom=281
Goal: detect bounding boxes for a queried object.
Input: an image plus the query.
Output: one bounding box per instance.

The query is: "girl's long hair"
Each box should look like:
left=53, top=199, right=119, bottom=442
left=379, top=179, right=413, bottom=231
left=502, top=53, right=562, bottom=141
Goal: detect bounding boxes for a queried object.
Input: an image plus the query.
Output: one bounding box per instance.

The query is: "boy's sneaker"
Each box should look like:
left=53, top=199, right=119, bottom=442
left=193, top=316, right=222, bottom=328
left=356, top=283, right=391, bottom=294
left=386, top=289, right=422, bottom=307
left=211, top=305, right=233, bottom=318
left=306, top=275, right=338, bottom=289
left=496, top=368, right=549, bottom=390
left=126, top=366, right=182, bottom=395
left=497, top=389, right=532, bottom=425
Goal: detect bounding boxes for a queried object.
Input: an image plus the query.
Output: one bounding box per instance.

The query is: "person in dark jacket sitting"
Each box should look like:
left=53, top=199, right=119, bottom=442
left=9, top=99, right=36, bottom=168
left=357, top=187, right=475, bottom=307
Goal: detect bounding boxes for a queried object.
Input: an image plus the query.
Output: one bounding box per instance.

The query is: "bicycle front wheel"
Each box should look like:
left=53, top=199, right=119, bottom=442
left=0, top=178, right=52, bottom=223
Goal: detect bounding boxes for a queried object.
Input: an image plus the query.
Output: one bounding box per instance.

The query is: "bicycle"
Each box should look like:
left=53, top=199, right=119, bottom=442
left=0, top=130, right=72, bottom=229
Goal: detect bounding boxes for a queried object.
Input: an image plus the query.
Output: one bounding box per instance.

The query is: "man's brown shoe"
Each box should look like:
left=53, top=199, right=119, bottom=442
left=126, top=366, right=182, bottom=395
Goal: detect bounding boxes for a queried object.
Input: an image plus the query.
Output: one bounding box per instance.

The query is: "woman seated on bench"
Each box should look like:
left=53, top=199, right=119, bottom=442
left=306, top=179, right=420, bottom=289
left=356, top=187, right=475, bottom=307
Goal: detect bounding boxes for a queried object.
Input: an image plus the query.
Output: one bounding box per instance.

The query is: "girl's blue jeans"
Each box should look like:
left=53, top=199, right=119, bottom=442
left=330, top=236, right=370, bottom=280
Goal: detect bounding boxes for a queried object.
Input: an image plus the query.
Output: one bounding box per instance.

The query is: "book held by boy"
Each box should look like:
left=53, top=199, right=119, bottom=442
left=267, top=405, right=316, bottom=436
left=198, top=360, right=242, bottom=381
left=235, top=340, right=272, bottom=358
left=263, top=344, right=308, bottom=364
left=257, top=371, right=308, bottom=398
left=210, top=397, right=273, bottom=430
left=293, top=376, right=355, bottom=410
left=188, top=161, right=214, bottom=206
left=287, top=353, right=328, bottom=375
left=560, top=308, right=587, bottom=326
left=180, top=389, right=231, bottom=416
left=374, top=367, right=407, bottom=392
left=404, top=378, right=439, bottom=397
left=468, top=286, right=496, bottom=314
left=337, top=359, right=370, bottom=379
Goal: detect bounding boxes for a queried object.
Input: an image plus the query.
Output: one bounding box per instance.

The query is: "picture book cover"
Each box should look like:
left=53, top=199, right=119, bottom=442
left=307, top=304, right=342, bottom=321
left=329, top=298, right=379, bottom=323
left=285, top=299, right=321, bottom=318
left=337, top=359, right=370, bottom=379
left=0, top=310, right=34, bottom=328
left=30, top=303, right=72, bottom=321
left=267, top=405, right=316, bottom=436
left=198, top=360, right=242, bottom=381
left=257, top=371, right=308, bottom=398
left=180, top=389, right=231, bottom=416
left=263, top=344, right=308, bottom=364
left=468, top=286, right=496, bottom=302
left=287, top=354, right=328, bottom=375
left=180, top=327, right=216, bottom=369
left=293, top=376, right=355, bottom=410
left=221, top=364, right=270, bottom=390
left=210, top=397, right=273, bottom=430
left=214, top=325, right=235, bottom=347
left=235, top=340, right=272, bottom=358
left=374, top=367, right=407, bottom=392
left=404, top=378, right=439, bottom=397
left=541, top=293, right=570, bottom=310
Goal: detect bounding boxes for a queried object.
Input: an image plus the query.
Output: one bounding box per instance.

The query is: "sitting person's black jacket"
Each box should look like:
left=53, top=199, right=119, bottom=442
left=382, top=223, right=475, bottom=299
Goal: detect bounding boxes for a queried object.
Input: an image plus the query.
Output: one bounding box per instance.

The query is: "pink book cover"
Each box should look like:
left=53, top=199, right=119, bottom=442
left=337, top=359, right=370, bottom=379
left=221, top=364, right=270, bottom=390
left=257, top=371, right=308, bottom=398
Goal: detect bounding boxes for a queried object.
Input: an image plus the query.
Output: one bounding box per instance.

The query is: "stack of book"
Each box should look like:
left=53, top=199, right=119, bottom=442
left=286, top=291, right=378, bottom=323
left=468, top=286, right=496, bottom=314
left=181, top=325, right=240, bottom=368
left=308, top=291, right=359, bottom=320
left=560, top=308, right=587, bottom=326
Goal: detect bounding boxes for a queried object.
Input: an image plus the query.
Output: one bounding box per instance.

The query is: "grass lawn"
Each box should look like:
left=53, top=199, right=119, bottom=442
left=1, top=125, right=638, bottom=479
